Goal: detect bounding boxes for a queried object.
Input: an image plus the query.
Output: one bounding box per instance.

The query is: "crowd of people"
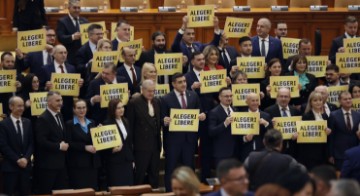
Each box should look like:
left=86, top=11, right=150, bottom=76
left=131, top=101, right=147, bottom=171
left=1, top=0, right=360, bottom=195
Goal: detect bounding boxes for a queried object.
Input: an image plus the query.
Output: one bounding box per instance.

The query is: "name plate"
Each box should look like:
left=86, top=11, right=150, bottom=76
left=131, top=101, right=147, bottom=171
left=158, top=6, right=176, bottom=12
left=120, top=7, right=138, bottom=12
left=80, top=7, right=98, bottom=12
left=348, top=5, right=360, bottom=11
left=310, top=5, right=328, bottom=11
left=233, top=6, right=251, bottom=12
left=271, top=6, right=288, bottom=11
left=44, top=7, right=60, bottom=12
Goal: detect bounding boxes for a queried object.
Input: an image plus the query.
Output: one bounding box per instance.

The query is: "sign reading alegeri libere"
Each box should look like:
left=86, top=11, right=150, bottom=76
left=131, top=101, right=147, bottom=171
left=236, top=57, right=265, bottom=79
left=90, top=124, right=122, bottom=151
left=232, top=83, right=260, bottom=106
left=17, top=29, right=46, bottom=53
left=273, top=116, right=302, bottom=140
left=344, top=37, right=360, bottom=53
left=187, top=5, right=215, bottom=28
left=297, top=120, right=327, bottom=143
left=155, top=53, right=183, bottom=75
left=200, top=69, right=227, bottom=94
left=29, top=92, right=47, bottom=116
left=306, top=56, right=328, bottom=78
left=169, top=109, right=200, bottom=132
left=0, top=103, right=3, bottom=121
left=327, top=85, right=348, bottom=106
left=281, top=37, right=301, bottom=59
left=270, top=76, right=300, bottom=98
left=231, top=112, right=260, bottom=135
left=80, top=21, right=106, bottom=45
left=118, top=39, right=143, bottom=62
left=352, top=98, right=360, bottom=111
left=336, top=53, right=360, bottom=74
left=100, top=83, right=129, bottom=108
left=91, top=51, right=119, bottom=73
left=223, top=17, right=253, bottom=38
left=0, top=70, right=16, bottom=93
left=50, top=73, right=81, bottom=97
left=155, top=84, right=170, bottom=98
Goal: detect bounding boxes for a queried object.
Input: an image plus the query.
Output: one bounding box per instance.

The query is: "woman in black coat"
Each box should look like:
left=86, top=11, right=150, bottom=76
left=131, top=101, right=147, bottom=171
left=66, top=99, right=101, bottom=190
left=296, top=92, right=331, bottom=170
left=13, top=0, right=47, bottom=31
left=102, top=99, right=134, bottom=186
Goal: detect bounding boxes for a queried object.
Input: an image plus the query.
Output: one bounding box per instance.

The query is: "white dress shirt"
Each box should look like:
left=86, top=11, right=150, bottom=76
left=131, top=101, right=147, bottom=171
left=193, top=68, right=202, bottom=82
left=123, top=63, right=137, bottom=83
left=342, top=108, right=353, bottom=129
left=278, top=105, right=291, bottom=117
left=174, top=89, right=187, bottom=108
left=116, top=118, right=127, bottom=139
left=258, top=36, right=269, bottom=57
left=54, top=61, right=68, bottom=73
left=10, top=114, right=23, bottom=140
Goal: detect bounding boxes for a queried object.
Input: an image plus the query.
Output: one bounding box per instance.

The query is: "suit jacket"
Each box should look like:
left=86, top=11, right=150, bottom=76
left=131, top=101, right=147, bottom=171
left=329, top=109, right=360, bottom=160
left=341, top=145, right=360, bottom=182
left=218, top=46, right=238, bottom=74
left=0, top=117, right=33, bottom=172
left=56, top=15, right=88, bottom=64
left=251, top=36, right=283, bottom=64
left=39, top=62, right=76, bottom=87
left=65, top=119, right=101, bottom=169
left=126, top=95, right=161, bottom=152
left=328, top=34, right=360, bottom=64
left=75, top=41, right=93, bottom=76
left=13, top=0, right=47, bottom=30
left=264, top=104, right=302, bottom=119
left=112, top=38, right=120, bottom=51
left=286, top=71, right=317, bottom=105
left=208, top=105, right=237, bottom=158
left=86, top=76, right=127, bottom=124
left=116, top=65, right=141, bottom=95
left=161, top=90, right=202, bottom=147
left=102, top=118, right=134, bottom=163
left=16, top=51, right=46, bottom=76
left=35, top=109, right=67, bottom=169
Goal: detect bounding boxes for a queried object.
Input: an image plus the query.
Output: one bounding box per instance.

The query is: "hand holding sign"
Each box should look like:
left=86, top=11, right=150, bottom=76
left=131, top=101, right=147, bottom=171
left=199, top=113, right=206, bottom=121
left=164, top=116, right=171, bottom=126
left=191, top=82, right=201, bottom=90
left=112, top=145, right=123, bottom=153
left=214, top=16, right=219, bottom=31
left=224, top=116, right=234, bottom=127
left=73, top=32, right=81, bottom=40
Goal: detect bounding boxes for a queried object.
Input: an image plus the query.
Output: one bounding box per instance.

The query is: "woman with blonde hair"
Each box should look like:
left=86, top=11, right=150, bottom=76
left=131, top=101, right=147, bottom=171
left=202, top=45, right=224, bottom=71
left=141, top=62, right=157, bottom=84
left=171, top=166, right=200, bottom=196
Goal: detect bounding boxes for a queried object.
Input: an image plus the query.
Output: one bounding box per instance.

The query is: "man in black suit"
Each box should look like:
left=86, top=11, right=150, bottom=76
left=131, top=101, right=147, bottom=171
left=217, top=33, right=238, bottom=73
left=0, top=96, right=33, bottom=195
left=274, top=22, right=288, bottom=39
left=117, top=47, right=141, bottom=95
left=161, top=73, right=206, bottom=191
left=56, top=0, right=88, bottom=65
left=325, top=64, right=348, bottom=87
left=208, top=87, right=238, bottom=166
left=86, top=63, right=127, bottom=124
left=35, top=91, right=69, bottom=194
left=329, top=91, right=360, bottom=170
left=264, top=88, right=301, bottom=156
left=329, top=16, right=358, bottom=64
left=285, top=39, right=313, bottom=73
left=112, top=19, right=131, bottom=51
left=126, top=79, right=161, bottom=188
left=229, top=36, right=253, bottom=77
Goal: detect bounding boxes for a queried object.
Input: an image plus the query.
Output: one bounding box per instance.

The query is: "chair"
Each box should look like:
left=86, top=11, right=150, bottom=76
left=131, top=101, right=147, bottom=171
left=109, top=184, right=152, bottom=195
left=204, top=0, right=235, bottom=8
left=121, top=0, right=151, bottom=8
left=52, top=188, right=95, bottom=195
left=246, top=0, right=278, bottom=8
left=289, top=0, right=322, bottom=7
left=44, top=0, right=65, bottom=7
left=163, top=0, right=195, bottom=7
left=80, top=0, right=110, bottom=8
left=334, top=0, right=360, bottom=7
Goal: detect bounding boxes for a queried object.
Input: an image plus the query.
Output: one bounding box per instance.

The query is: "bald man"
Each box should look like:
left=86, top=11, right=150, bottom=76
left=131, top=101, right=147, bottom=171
left=251, top=18, right=283, bottom=64
left=117, top=47, right=141, bottom=95
left=237, top=93, right=272, bottom=161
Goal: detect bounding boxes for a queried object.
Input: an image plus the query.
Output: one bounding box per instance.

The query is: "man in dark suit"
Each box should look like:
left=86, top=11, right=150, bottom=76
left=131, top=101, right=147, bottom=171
left=35, top=91, right=69, bottom=194
left=285, top=39, right=313, bottom=73
left=56, top=0, right=88, bottom=65
left=112, top=19, right=131, bottom=51
left=0, top=96, right=33, bottom=195
left=126, top=79, right=161, bottom=188
left=161, top=73, right=206, bottom=191
left=217, top=33, right=238, bottom=73
left=264, top=88, right=301, bottom=156
left=341, top=145, right=360, bottom=183
left=251, top=18, right=283, bottom=64
left=86, top=63, right=127, bottom=125
left=238, top=93, right=272, bottom=162
left=16, top=27, right=56, bottom=77
left=329, top=91, right=360, bottom=170
left=171, top=15, right=221, bottom=73
left=325, top=64, right=348, bottom=87
left=204, top=159, right=253, bottom=196
left=229, top=36, right=253, bottom=77
left=117, top=47, right=141, bottom=95
left=329, top=16, right=358, bottom=64
left=209, top=87, right=238, bottom=166
left=274, top=22, right=288, bottom=39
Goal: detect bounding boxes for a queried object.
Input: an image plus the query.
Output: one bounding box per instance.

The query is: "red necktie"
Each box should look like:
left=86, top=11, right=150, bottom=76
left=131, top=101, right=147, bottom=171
left=130, top=67, right=137, bottom=86
left=59, top=64, right=65, bottom=73
left=180, top=92, right=187, bottom=109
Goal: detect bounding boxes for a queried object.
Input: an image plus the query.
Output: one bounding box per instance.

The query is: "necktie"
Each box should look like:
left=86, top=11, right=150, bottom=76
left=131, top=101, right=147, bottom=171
left=59, top=64, right=65, bottom=73
left=345, top=112, right=352, bottom=132
left=148, top=101, right=154, bottom=117
left=16, top=120, right=23, bottom=144
left=227, top=107, right=231, bottom=117
left=261, top=39, right=266, bottom=57
left=188, top=46, right=193, bottom=54
left=221, top=49, right=230, bottom=68
left=130, top=67, right=138, bottom=86
left=180, top=93, right=187, bottom=109
left=47, top=52, right=52, bottom=65
left=56, top=113, right=63, bottom=130
left=75, top=17, right=80, bottom=32
left=281, top=108, right=288, bottom=117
